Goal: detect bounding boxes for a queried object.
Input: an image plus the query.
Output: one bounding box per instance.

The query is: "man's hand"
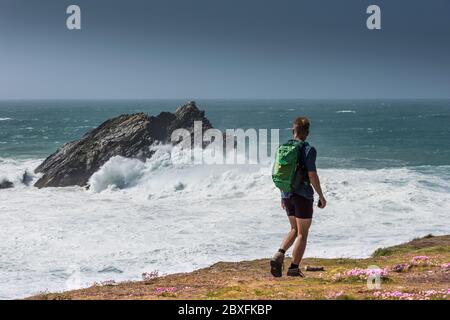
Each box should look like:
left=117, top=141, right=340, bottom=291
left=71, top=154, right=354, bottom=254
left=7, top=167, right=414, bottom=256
left=318, top=197, right=327, bottom=209
left=281, top=199, right=286, bottom=210
left=308, top=171, right=326, bottom=210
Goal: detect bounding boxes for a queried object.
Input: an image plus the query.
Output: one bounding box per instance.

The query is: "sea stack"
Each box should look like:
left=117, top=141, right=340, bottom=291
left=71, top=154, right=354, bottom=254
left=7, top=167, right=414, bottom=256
left=34, top=101, right=213, bottom=188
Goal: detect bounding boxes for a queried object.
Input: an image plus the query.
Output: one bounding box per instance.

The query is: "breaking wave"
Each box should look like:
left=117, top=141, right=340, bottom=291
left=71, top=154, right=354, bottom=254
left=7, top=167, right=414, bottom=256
left=88, top=145, right=273, bottom=198
left=2, top=147, right=450, bottom=213
left=336, top=110, right=356, bottom=114
left=0, top=157, right=40, bottom=186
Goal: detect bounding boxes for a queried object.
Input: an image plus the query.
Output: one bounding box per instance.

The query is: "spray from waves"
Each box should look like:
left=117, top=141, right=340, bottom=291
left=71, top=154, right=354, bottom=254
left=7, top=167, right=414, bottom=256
left=0, top=157, right=40, bottom=186
left=88, top=144, right=273, bottom=199
left=88, top=156, right=146, bottom=192
left=2, top=144, right=449, bottom=208
left=87, top=144, right=450, bottom=210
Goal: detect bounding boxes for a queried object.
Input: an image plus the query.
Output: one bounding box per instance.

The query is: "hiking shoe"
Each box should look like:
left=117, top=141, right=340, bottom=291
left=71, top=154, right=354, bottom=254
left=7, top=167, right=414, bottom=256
left=287, top=267, right=305, bottom=277
left=270, top=252, right=284, bottom=277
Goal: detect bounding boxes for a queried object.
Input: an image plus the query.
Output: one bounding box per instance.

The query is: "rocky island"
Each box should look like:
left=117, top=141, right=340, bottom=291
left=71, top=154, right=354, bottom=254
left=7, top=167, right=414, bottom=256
left=34, top=101, right=213, bottom=188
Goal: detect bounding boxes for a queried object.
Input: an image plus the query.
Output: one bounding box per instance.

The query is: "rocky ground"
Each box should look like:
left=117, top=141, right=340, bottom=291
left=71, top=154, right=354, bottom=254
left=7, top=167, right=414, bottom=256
left=29, top=234, right=450, bottom=300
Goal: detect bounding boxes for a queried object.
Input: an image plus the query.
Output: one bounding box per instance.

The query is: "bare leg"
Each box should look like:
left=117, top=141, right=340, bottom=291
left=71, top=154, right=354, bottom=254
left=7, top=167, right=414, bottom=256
left=292, top=218, right=312, bottom=265
left=279, top=216, right=298, bottom=251
left=270, top=216, right=298, bottom=277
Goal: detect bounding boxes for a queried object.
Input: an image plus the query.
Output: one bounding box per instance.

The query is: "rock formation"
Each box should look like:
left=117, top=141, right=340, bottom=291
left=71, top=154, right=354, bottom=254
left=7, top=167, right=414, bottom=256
left=34, top=101, right=212, bottom=188
left=0, top=179, right=14, bottom=189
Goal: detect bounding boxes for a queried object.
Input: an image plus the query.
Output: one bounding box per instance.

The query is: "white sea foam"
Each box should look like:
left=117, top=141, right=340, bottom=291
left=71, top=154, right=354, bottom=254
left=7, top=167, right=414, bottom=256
left=336, top=110, right=356, bottom=114
left=0, top=117, right=13, bottom=121
left=0, top=148, right=449, bottom=299
left=0, top=158, right=40, bottom=186
left=88, top=156, right=146, bottom=192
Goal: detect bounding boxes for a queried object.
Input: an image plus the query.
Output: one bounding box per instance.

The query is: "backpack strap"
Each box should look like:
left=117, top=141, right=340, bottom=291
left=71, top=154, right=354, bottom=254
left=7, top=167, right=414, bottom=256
left=286, top=140, right=310, bottom=166
left=295, top=141, right=310, bottom=166
left=293, top=141, right=311, bottom=187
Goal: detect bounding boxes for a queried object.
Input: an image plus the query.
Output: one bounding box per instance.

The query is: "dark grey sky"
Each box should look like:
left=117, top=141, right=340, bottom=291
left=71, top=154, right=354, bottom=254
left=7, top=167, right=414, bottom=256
left=1, top=0, right=449, bottom=99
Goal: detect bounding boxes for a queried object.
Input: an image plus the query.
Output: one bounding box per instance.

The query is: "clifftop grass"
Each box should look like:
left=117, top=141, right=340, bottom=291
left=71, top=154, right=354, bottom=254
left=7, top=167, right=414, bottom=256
left=29, top=235, right=450, bottom=300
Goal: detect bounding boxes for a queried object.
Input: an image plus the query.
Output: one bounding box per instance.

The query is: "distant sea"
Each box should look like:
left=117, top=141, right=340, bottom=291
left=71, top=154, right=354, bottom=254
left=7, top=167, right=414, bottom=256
left=1, top=99, right=449, bottom=299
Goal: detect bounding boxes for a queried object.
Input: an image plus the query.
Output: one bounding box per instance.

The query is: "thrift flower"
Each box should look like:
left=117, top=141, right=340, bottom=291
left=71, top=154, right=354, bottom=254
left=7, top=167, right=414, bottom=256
left=411, top=256, right=429, bottom=264
left=155, top=287, right=176, bottom=293
left=441, top=263, right=450, bottom=270
left=326, top=291, right=344, bottom=299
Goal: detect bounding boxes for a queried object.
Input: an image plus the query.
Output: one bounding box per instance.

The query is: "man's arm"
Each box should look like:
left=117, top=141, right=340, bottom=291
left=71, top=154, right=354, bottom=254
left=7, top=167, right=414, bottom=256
left=308, top=171, right=327, bottom=209
left=303, top=147, right=326, bottom=209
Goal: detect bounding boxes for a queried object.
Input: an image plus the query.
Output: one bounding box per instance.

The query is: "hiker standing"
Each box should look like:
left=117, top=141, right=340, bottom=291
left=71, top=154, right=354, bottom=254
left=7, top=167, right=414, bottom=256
left=270, top=117, right=327, bottom=277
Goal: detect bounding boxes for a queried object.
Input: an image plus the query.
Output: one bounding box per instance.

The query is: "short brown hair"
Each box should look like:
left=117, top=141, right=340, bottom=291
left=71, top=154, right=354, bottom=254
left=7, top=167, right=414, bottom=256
left=293, top=117, right=310, bottom=137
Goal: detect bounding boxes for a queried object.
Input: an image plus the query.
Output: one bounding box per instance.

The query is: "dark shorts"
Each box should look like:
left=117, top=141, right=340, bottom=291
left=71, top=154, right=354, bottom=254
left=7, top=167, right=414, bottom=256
left=282, top=194, right=313, bottom=219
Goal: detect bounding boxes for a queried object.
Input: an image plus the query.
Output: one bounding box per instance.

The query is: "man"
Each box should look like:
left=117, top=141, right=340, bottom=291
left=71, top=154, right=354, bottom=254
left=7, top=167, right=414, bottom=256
left=270, top=117, right=327, bottom=277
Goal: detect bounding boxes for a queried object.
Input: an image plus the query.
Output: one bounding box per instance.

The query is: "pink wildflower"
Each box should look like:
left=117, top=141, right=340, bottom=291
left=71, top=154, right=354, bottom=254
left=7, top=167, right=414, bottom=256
left=423, top=290, right=437, bottom=297
left=374, top=291, right=417, bottom=300
left=441, top=263, right=450, bottom=270
left=326, top=291, right=344, bottom=299
left=411, top=255, right=429, bottom=263
left=155, top=286, right=176, bottom=293
left=344, top=267, right=389, bottom=279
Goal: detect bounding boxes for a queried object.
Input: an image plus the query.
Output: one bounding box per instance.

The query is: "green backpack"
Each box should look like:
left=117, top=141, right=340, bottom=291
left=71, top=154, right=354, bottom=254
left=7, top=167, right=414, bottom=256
left=272, top=140, right=308, bottom=192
